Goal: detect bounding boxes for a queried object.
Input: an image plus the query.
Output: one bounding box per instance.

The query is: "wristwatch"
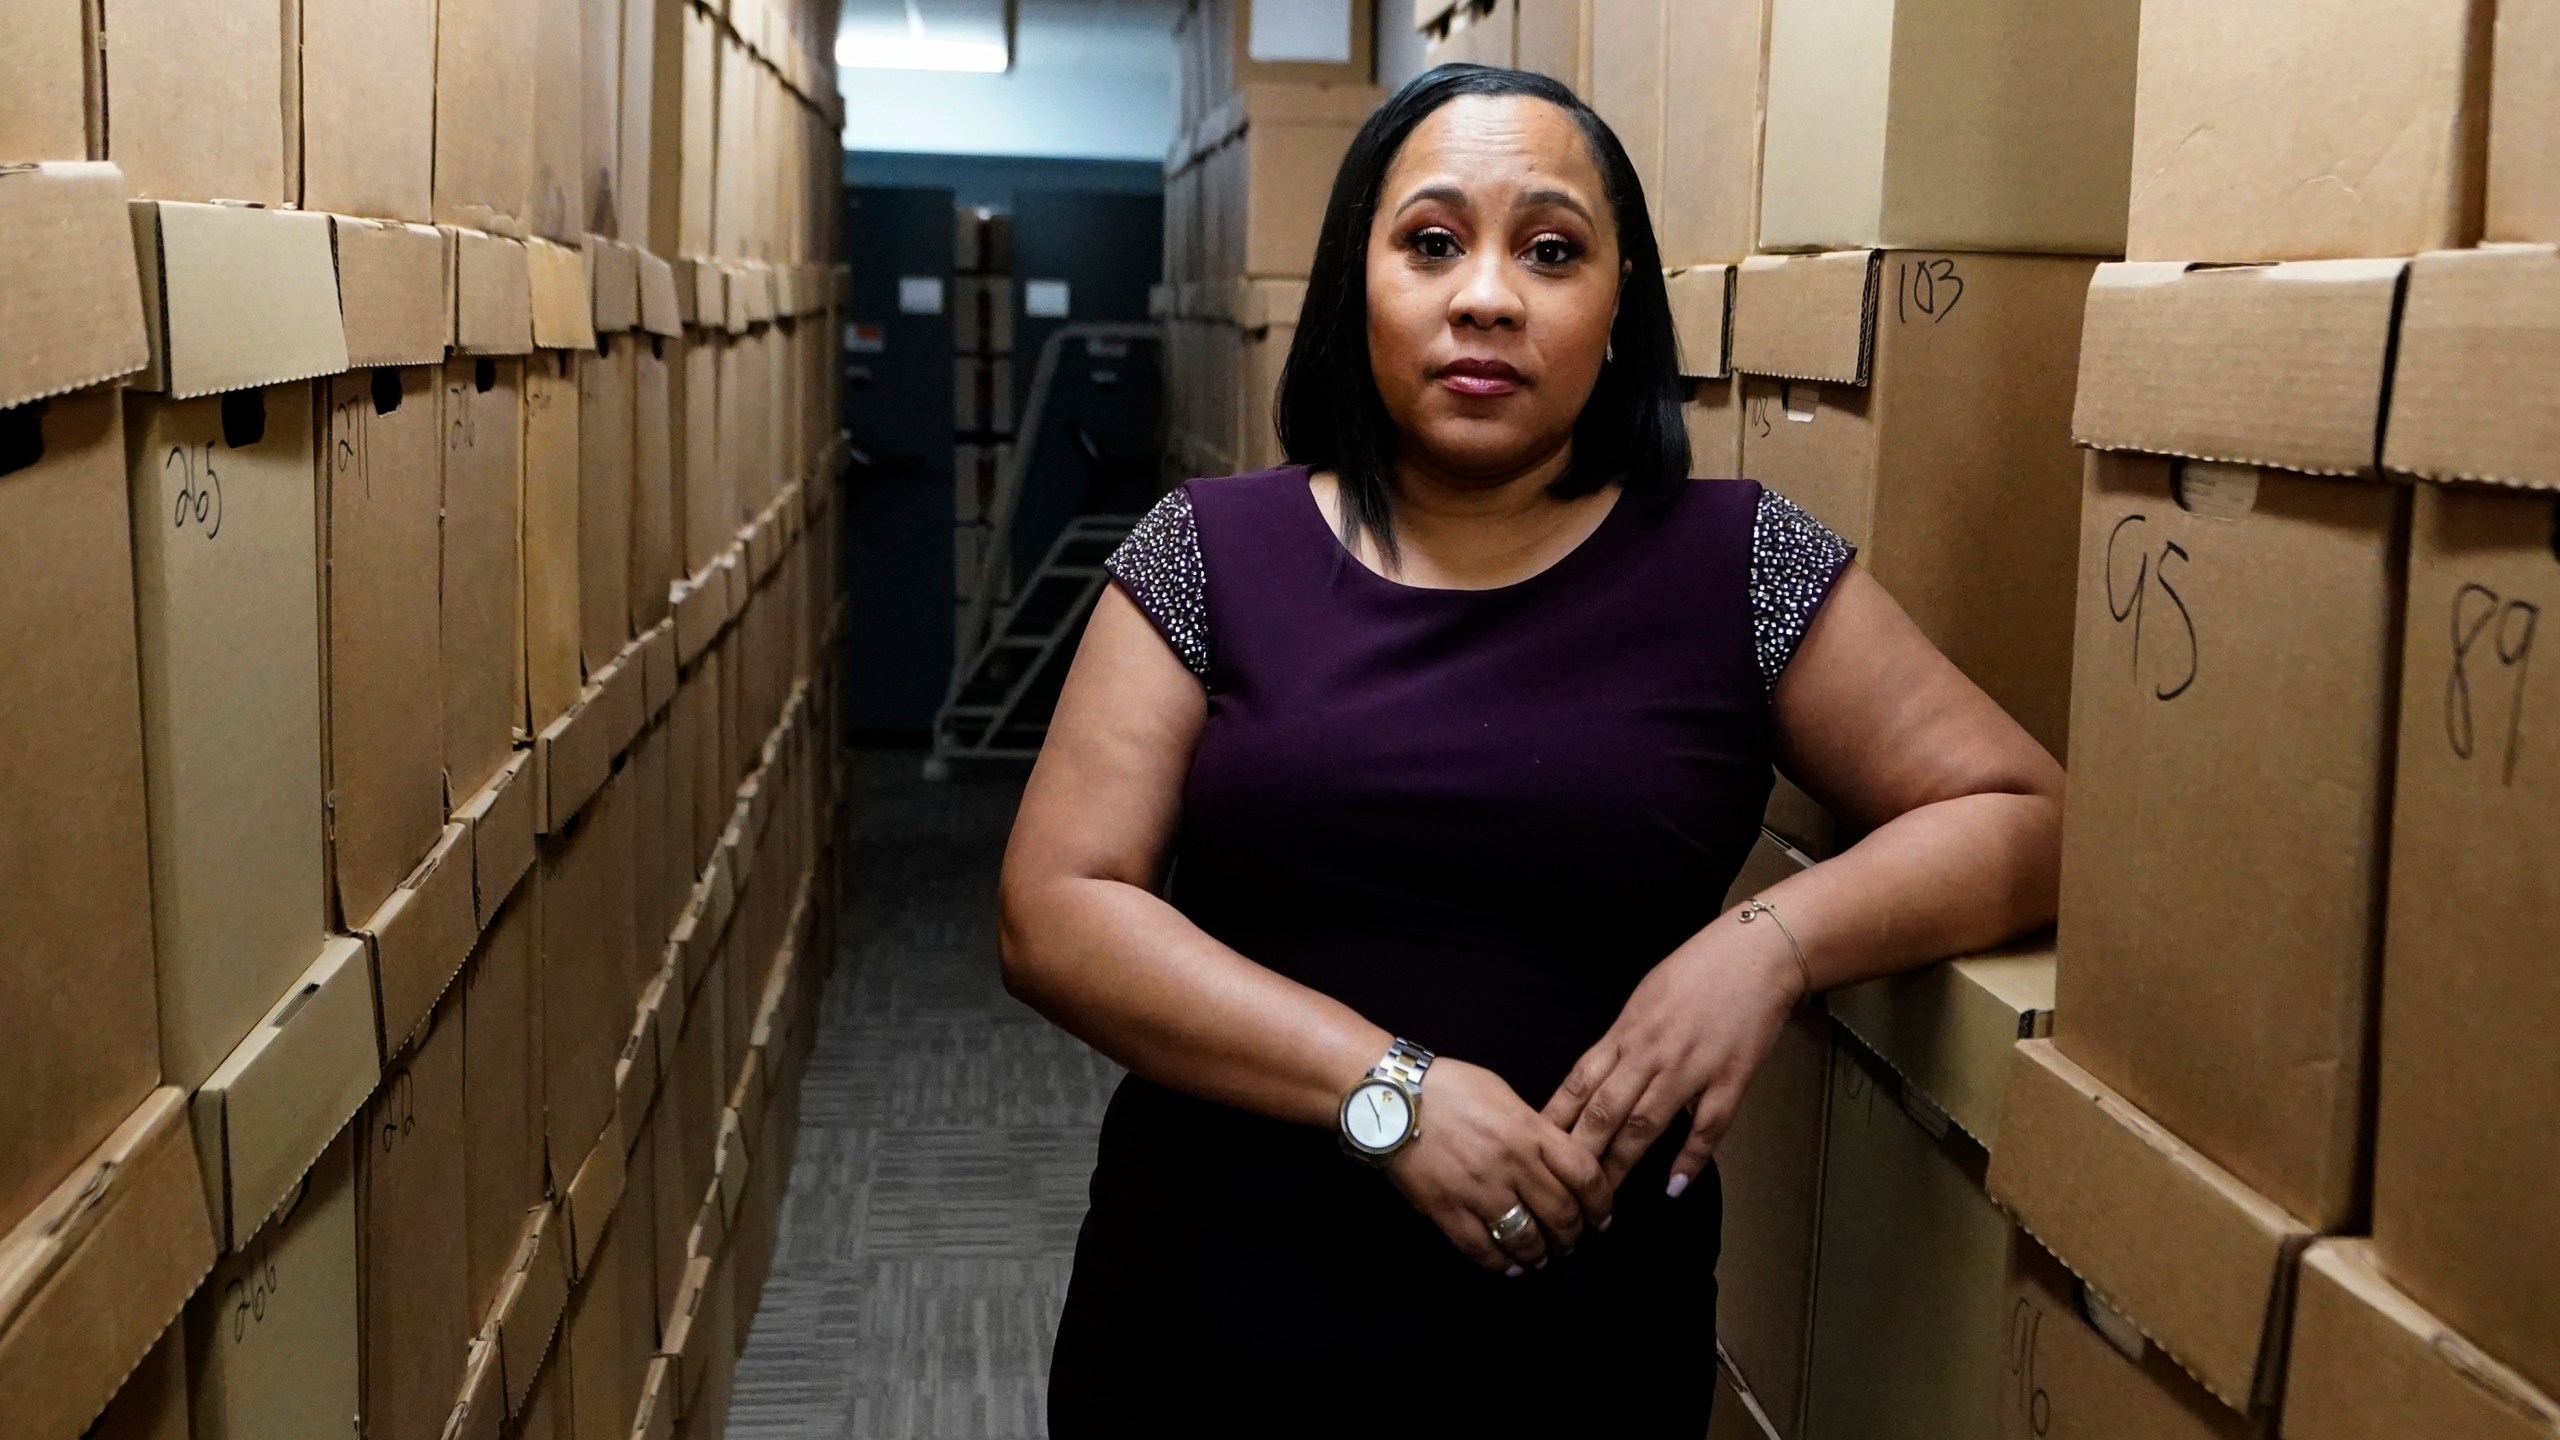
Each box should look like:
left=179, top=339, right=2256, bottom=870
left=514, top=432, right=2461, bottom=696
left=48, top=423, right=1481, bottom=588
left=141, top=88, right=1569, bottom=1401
left=1339, top=1037, right=1435, bottom=1166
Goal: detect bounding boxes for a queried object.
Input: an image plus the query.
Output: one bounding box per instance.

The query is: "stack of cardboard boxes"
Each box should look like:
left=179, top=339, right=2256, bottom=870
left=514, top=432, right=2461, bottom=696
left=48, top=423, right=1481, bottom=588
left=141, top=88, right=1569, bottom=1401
left=953, top=207, right=1019, bottom=649
left=1157, top=0, right=1381, bottom=476
left=1989, top=5, right=2560, bottom=1439
left=0, top=3, right=850, bottom=1439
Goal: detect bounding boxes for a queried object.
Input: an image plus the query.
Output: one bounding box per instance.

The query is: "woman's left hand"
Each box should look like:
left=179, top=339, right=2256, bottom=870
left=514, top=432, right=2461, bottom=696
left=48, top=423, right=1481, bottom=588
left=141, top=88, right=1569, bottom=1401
left=1540, top=915, right=1807, bottom=1212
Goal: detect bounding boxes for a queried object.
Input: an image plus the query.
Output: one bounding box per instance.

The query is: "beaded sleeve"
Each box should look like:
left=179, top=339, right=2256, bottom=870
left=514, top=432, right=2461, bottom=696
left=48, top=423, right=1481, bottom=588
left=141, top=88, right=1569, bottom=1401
left=1103, top=487, right=1211, bottom=681
left=1749, top=489, right=1856, bottom=694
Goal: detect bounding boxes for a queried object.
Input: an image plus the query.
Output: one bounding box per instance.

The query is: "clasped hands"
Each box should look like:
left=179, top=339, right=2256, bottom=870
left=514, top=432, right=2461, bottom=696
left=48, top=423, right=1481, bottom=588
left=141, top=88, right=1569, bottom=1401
left=1383, top=920, right=1806, bottom=1275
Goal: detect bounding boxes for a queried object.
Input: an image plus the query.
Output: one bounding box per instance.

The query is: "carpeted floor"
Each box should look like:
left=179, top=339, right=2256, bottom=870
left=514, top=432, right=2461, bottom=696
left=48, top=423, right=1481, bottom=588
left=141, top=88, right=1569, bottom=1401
left=729, top=750, right=1121, bottom=1440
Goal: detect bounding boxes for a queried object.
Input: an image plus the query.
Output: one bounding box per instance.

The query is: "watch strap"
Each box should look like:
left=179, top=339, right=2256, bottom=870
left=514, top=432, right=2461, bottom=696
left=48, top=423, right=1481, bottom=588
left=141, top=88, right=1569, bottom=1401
left=1371, top=1037, right=1433, bottom=1091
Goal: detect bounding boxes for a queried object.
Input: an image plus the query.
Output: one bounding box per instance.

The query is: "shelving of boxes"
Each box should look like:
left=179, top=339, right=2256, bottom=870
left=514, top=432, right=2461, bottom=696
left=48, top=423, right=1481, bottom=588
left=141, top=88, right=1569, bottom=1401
left=0, top=3, right=850, bottom=1439
left=953, top=206, right=1019, bottom=646
left=1363, top=4, right=2560, bottom=1439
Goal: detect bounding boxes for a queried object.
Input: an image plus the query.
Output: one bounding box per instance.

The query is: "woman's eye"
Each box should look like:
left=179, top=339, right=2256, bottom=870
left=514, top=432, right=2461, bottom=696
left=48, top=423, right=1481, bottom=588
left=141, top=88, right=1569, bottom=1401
left=1410, top=229, right=1460, bottom=260
left=1528, top=238, right=1580, bottom=267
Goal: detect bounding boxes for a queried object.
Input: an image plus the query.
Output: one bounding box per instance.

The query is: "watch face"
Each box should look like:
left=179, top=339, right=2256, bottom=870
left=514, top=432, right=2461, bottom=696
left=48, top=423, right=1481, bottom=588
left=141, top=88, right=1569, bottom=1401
left=1343, top=1081, right=1413, bottom=1153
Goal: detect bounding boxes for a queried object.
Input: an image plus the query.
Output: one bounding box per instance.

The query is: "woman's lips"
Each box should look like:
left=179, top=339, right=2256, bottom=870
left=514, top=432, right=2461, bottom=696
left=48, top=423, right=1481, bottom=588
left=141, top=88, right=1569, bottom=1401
left=1436, top=358, right=1525, bottom=397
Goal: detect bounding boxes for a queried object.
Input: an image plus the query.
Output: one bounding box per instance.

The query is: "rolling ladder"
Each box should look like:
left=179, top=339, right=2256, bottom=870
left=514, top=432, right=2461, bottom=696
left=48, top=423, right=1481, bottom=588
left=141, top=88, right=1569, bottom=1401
left=926, top=321, right=1160, bottom=775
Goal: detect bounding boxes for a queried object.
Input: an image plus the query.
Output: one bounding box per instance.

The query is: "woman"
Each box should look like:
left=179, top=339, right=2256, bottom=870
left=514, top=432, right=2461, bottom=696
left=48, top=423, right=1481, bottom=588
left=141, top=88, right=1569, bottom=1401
left=999, top=65, right=2063, bottom=1434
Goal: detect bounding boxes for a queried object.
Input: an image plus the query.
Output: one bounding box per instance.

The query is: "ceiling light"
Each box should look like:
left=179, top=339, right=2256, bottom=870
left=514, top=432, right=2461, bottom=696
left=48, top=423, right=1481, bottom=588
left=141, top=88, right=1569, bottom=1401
left=836, top=32, right=1011, bottom=72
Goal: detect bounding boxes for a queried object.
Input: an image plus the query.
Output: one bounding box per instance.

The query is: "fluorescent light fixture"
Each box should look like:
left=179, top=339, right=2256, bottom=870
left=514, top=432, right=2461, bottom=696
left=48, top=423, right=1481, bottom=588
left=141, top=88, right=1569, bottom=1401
left=837, top=32, right=1009, bottom=71
left=838, top=0, right=1012, bottom=73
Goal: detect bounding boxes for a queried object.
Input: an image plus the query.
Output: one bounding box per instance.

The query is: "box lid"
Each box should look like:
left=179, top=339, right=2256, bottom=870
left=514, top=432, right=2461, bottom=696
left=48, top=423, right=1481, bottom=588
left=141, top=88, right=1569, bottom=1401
left=559, top=1118, right=626, bottom=1283
left=2072, top=259, right=2408, bottom=476
left=132, top=202, right=349, bottom=398
left=491, top=1205, right=567, bottom=1415
left=2284, top=1240, right=2560, bottom=1440
left=588, top=236, right=639, bottom=334
left=1204, top=82, right=1386, bottom=149
left=333, top=218, right=450, bottom=368
left=358, top=823, right=477, bottom=1060
left=525, top=239, right=594, bottom=351
left=191, top=936, right=381, bottom=1252
left=2382, top=244, right=2560, bottom=491
left=450, top=230, right=535, bottom=356
left=1987, top=1039, right=2312, bottom=1416
left=1668, top=263, right=1737, bottom=380
left=0, top=164, right=151, bottom=408
left=1827, top=939, right=2056, bottom=1148
left=1230, top=277, right=1308, bottom=331
left=1732, top=250, right=1880, bottom=386
left=637, top=251, right=682, bottom=338
left=454, top=751, right=536, bottom=930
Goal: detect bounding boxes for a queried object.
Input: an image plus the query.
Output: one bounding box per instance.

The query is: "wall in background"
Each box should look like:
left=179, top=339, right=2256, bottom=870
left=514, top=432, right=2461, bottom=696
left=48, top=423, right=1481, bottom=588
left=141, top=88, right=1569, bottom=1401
left=1376, top=1, right=1428, bottom=90
left=844, top=152, right=1163, bottom=212
left=838, top=0, right=1185, bottom=161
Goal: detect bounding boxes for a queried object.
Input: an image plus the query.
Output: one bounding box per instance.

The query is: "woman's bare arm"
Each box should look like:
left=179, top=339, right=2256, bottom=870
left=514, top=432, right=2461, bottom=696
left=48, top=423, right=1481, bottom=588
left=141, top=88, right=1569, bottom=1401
left=1543, top=564, right=2065, bottom=1200
left=998, top=586, right=1389, bottom=1125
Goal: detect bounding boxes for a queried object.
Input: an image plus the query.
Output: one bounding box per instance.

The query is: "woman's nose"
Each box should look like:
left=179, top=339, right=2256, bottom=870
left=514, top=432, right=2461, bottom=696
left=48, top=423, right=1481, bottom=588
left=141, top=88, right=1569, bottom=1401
left=1449, top=252, right=1526, bottom=331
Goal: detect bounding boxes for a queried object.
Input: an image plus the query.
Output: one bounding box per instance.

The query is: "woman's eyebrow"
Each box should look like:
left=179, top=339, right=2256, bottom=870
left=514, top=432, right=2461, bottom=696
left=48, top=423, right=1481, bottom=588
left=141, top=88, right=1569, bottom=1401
left=1517, top=187, right=1595, bottom=225
left=1391, top=183, right=1472, bottom=217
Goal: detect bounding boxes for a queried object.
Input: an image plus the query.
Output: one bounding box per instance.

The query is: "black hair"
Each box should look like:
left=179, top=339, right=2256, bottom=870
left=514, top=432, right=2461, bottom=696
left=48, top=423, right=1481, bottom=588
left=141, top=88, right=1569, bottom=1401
left=1273, top=63, right=1689, bottom=561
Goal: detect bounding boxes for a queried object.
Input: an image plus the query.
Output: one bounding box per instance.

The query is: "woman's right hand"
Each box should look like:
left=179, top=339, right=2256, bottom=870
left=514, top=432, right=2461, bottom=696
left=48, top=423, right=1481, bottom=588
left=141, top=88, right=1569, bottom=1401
left=1383, top=1058, right=1611, bottom=1275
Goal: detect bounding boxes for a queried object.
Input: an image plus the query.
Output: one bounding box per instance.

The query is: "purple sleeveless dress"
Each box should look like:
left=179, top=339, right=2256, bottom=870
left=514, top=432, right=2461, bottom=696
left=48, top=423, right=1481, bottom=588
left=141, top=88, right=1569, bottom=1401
left=1047, top=467, right=1851, bottom=1435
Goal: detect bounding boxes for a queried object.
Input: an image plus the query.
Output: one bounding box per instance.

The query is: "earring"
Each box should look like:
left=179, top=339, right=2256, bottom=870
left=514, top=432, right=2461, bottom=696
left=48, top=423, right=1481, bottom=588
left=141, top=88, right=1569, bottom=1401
left=1605, top=343, right=1615, bottom=363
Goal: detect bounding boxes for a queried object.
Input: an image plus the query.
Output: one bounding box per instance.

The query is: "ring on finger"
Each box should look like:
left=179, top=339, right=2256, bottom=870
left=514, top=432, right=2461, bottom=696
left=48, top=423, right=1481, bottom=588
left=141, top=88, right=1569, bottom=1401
left=1488, top=1203, right=1536, bottom=1248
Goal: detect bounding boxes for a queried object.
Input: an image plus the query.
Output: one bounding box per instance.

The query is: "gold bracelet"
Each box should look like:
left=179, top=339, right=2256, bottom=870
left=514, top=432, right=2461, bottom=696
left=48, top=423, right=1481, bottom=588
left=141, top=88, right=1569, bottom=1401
left=1736, top=898, right=1814, bottom=998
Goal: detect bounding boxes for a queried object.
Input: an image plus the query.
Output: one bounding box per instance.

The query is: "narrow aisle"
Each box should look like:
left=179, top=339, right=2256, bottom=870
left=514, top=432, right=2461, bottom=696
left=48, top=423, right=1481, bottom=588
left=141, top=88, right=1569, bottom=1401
left=731, top=751, right=1120, bottom=1439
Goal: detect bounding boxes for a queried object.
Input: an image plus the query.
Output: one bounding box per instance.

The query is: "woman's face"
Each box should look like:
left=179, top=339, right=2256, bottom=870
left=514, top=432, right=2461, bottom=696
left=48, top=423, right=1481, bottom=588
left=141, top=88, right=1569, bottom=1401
left=1366, top=93, right=1622, bottom=483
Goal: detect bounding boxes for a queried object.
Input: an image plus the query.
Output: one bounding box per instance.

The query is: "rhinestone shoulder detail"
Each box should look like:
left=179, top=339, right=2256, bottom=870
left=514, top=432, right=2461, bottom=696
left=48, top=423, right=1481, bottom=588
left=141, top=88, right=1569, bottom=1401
left=1749, top=489, right=1855, bottom=694
left=1104, top=487, right=1210, bottom=681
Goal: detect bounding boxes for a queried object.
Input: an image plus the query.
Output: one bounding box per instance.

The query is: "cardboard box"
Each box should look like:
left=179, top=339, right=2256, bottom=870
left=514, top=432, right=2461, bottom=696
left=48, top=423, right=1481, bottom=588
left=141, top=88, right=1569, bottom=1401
left=1670, top=264, right=1736, bottom=380
left=490, top=1204, right=572, bottom=1415
left=2284, top=1241, right=2560, bottom=1440
left=593, top=237, right=642, bottom=334
left=0, top=1089, right=216, bottom=1440
left=2382, top=244, right=2560, bottom=492
left=2125, top=0, right=2491, bottom=262
left=434, top=0, right=538, bottom=236
left=2053, top=452, right=2405, bottom=1231
left=191, top=935, right=381, bottom=1253
left=86, top=1320, right=188, bottom=1440
left=627, top=0, right=685, bottom=258
left=1515, top=0, right=1590, bottom=91
left=129, top=203, right=349, bottom=398
left=678, top=3, right=720, bottom=260
left=359, top=999, right=473, bottom=1440
left=0, top=382, right=161, bottom=1236
left=684, top=331, right=732, bottom=574
left=0, top=0, right=88, bottom=163
left=1588, top=0, right=1667, bottom=201
left=634, top=334, right=680, bottom=634
left=441, top=358, right=527, bottom=806
left=580, top=337, right=640, bottom=674
left=565, top=1218, right=640, bottom=1440
left=542, top=794, right=632, bottom=1181
left=2489, top=0, right=2560, bottom=243
left=453, top=230, right=537, bottom=357
left=1659, top=0, right=1769, bottom=267
left=299, top=0, right=438, bottom=221
left=0, top=165, right=150, bottom=409
left=455, top=753, right=538, bottom=930
left=1825, top=939, right=2054, bottom=1148
left=529, top=240, right=600, bottom=352
left=125, top=385, right=330, bottom=1092
left=1989, top=1040, right=2316, bottom=1414
left=1733, top=249, right=2097, bottom=755
left=563, top=1116, right=629, bottom=1283
left=2002, top=1232, right=2263, bottom=1440
left=582, top=0, right=626, bottom=241
left=357, top=821, right=478, bottom=1059
left=1756, top=0, right=2136, bottom=253
left=531, top=0, right=586, bottom=243
left=183, top=1129, right=360, bottom=1440
left=97, top=0, right=289, bottom=205
left=1193, top=85, right=1384, bottom=281
left=525, top=351, right=587, bottom=733
left=333, top=219, right=451, bottom=368
left=1687, top=377, right=1741, bottom=479
left=321, top=367, right=449, bottom=930
left=462, top=892, right=543, bottom=1330
left=2370, top=481, right=2560, bottom=1400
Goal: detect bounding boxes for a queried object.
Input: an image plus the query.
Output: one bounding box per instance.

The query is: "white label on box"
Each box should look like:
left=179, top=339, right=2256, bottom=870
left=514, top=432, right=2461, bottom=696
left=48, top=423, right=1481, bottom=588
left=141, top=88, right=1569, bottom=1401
left=1247, top=0, right=1353, bottom=62
left=1025, top=279, right=1071, bottom=318
left=844, top=322, right=884, bottom=354
left=897, top=277, right=945, bottom=315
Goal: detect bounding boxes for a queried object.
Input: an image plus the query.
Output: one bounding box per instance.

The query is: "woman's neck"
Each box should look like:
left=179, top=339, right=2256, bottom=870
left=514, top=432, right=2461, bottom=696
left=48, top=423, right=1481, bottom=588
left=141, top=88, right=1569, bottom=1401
left=1315, top=442, right=1621, bottom=590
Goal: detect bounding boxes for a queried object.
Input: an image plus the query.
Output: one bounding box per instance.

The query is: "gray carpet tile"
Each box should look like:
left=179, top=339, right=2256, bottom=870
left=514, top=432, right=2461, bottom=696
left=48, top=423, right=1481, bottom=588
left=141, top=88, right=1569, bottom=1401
left=729, top=750, right=1117, bottom=1440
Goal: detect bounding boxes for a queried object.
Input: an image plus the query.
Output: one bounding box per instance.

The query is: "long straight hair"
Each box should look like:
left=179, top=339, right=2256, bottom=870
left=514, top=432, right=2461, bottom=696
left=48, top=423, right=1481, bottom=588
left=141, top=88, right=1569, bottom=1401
left=1273, top=64, right=1690, bottom=561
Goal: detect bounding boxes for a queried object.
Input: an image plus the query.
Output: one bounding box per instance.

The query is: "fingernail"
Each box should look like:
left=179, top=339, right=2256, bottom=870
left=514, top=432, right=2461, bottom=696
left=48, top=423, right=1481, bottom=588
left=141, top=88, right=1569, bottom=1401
left=1666, top=1172, right=1691, bottom=1199
left=1506, top=1265, right=1524, bottom=1278
left=1599, top=1215, right=1613, bottom=1232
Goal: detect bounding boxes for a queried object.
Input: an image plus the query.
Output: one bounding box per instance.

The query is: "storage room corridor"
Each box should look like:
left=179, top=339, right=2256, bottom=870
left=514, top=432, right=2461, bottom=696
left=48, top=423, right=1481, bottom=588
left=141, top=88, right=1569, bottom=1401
left=728, top=754, right=1114, bottom=1439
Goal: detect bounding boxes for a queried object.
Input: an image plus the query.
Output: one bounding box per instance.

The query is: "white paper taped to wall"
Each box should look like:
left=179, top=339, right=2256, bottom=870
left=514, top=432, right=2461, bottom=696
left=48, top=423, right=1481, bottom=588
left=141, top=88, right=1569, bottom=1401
left=1248, top=0, right=1354, bottom=63
left=1025, top=280, right=1071, bottom=318
left=898, top=277, right=945, bottom=315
